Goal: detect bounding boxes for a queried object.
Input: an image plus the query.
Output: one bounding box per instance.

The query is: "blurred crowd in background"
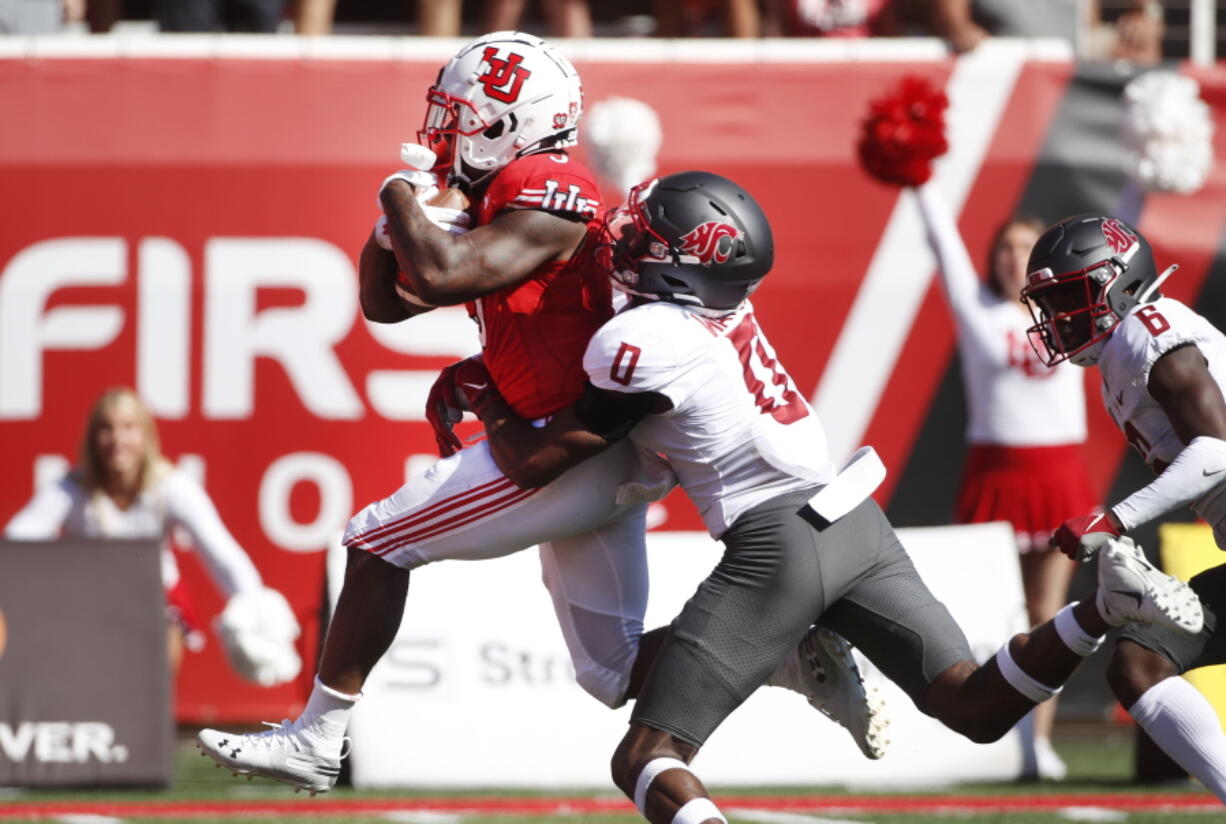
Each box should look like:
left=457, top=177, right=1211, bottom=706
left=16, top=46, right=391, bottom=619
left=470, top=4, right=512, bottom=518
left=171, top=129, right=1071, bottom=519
left=0, top=0, right=1208, bottom=66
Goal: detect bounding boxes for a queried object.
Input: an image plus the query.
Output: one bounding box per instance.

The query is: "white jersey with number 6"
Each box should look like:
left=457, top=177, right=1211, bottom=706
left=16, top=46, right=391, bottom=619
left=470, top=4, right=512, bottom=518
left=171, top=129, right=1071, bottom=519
left=585, top=300, right=836, bottom=537
left=1099, top=296, right=1226, bottom=535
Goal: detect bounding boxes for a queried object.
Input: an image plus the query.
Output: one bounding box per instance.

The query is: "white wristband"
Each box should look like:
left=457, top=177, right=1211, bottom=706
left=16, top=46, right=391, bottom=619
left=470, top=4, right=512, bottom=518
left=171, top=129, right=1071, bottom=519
left=1113, top=436, right=1226, bottom=530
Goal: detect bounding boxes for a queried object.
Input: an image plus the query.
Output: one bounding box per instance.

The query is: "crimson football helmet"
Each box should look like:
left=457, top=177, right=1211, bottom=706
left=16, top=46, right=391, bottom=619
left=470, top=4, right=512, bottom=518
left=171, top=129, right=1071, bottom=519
left=598, top=171, right=774, bottom=312
left=1021, top=214, right=1171, bottom=367
left=418, top=31, right=583, bottom=188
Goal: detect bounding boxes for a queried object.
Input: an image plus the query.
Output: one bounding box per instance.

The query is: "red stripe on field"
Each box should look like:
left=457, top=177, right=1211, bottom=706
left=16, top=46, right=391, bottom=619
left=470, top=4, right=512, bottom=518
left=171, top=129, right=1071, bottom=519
left=0, top=793, right=1218, bottom=818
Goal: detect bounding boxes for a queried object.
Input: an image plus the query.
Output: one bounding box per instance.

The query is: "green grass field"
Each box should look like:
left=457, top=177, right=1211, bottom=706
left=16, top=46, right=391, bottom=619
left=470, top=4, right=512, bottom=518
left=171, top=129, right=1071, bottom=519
left=1, top=726, right=1220, bottom=823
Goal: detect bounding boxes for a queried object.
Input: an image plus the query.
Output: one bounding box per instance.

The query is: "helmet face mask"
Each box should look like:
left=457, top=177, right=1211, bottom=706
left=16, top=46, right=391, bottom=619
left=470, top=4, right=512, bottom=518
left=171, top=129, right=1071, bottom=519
left=597, top=172, right=774, bottom=313
left=1022, top=261, right=1121, bottom=366
left=598, top=179, right=677, bottom=299
left=418, top=32, right=583, bottom=188
left=1020, top=214, right=1161, bottom=367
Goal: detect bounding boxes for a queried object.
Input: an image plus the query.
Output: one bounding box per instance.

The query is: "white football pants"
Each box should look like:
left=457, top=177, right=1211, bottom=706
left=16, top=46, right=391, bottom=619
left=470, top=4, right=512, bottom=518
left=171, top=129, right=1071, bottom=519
left=343, top=438, right=676, bottom=708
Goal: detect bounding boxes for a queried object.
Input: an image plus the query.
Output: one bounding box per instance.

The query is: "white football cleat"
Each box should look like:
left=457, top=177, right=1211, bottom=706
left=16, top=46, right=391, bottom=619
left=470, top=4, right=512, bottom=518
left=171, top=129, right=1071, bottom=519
left=1096, top=537, right=1203, bottom=634
left=769, top=627, right=889, bottom=760
left=197, top=719, right=346, bottom=795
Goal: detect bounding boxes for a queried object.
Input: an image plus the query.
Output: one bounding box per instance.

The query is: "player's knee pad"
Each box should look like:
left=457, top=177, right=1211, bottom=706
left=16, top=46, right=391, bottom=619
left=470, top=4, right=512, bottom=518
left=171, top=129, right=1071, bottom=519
left=994, top=643, right=1061, bottom=704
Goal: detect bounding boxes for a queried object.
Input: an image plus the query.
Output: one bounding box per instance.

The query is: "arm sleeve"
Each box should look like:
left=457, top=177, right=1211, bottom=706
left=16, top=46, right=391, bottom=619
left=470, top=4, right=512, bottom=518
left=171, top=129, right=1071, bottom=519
left=913, top=183, right=999, bottom=351
left=4, top=478, right=74, bottom=539
left=164, top=472, right=263, bottom=597
left=1112, top=435, right=1226, bottom=530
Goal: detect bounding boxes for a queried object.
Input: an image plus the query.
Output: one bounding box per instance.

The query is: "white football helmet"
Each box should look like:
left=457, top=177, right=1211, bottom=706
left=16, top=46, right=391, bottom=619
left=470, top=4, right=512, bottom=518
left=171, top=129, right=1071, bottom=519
left=418, top=31, right=583, bottom=188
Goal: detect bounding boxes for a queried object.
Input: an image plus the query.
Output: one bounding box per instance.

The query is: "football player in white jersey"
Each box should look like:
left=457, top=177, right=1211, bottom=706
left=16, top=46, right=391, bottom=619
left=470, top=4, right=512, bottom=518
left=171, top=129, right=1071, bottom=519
left=454, top=172, right=1205, bottom=823
left=1022, top=214, right=1226, bottom=801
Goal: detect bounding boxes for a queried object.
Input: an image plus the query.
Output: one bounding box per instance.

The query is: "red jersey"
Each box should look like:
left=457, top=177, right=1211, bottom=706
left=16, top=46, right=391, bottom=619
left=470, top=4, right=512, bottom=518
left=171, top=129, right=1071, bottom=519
left=468, top=151, right=611, bottom=419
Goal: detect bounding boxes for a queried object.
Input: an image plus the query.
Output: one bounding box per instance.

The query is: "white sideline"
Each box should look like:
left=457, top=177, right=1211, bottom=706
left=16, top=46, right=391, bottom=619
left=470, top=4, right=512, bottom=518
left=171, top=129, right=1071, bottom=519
left=729, top=810, right=871, bottom=824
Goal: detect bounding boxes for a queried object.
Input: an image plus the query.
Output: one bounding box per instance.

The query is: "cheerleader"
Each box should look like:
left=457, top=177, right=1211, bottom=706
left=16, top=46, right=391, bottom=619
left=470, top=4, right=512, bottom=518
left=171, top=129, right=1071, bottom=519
left=6, top=386, right=300, bottom=686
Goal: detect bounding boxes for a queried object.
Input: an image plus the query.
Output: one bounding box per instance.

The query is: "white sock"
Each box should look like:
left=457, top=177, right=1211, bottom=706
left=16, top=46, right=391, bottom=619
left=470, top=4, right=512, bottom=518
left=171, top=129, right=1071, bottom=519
left=299, top=677, right=359, bottom=739
left=1130, top=676, right=1226, bottom=801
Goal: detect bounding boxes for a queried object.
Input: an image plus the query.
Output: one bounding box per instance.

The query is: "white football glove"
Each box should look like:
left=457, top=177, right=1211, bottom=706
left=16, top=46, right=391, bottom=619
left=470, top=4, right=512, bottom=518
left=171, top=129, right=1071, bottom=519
left=374, top=208, right=469, bottom=250
left=215, top=587, right=302, bottom=688
left=378, top=169, right=438, bottom=207
left=422, top=205, right=471, bottom=234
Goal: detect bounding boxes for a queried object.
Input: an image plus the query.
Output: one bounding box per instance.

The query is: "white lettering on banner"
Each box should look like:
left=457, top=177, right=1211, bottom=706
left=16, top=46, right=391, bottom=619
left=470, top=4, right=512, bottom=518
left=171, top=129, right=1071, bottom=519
left=479, top=642, right=575, bottom=686
left=0, top=238, right=126, bottom=419
left=0, top=722, right=128, bottom=763
left=384, top=639, right=444, bottom=689
left=203, top=238, right=362, bottom=420
left=258, top=452, right=353, bottom=552
left=379, top=639, right=576, bottom=691
left=138, top=238, right=192, bottom=418
left=364, top=310, right=480, bottom=421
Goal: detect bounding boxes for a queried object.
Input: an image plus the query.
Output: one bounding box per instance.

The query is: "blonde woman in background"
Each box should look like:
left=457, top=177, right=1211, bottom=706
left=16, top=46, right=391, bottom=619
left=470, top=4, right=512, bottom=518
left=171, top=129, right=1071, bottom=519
left=913, top=186, right=1097, bottom=781
left=6, top=387, right=300, bottom=687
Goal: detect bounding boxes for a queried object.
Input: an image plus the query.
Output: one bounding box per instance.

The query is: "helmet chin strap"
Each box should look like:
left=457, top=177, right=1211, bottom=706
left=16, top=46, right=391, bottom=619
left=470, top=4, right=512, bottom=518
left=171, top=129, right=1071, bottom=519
left=1136, top=264, right=1179, bottom=304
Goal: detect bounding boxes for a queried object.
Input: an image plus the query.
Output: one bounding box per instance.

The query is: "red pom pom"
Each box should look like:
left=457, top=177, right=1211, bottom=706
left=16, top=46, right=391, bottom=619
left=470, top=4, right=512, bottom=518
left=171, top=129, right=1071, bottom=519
left=857, top=76, right=950, bottom=188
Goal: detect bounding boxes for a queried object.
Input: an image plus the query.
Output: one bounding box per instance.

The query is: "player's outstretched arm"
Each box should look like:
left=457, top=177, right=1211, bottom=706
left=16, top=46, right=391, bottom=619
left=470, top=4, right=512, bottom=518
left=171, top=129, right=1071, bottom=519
left=358, top=232, right=412, bottom=323
left=380, top=180, right=587, bottom=306
left=1055, top=345, right=1226, bottom=558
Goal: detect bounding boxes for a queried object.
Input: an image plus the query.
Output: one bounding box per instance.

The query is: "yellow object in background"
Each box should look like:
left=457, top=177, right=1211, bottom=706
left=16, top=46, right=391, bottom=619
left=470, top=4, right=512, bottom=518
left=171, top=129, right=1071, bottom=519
left=1159, top=522, right=1225, bottom=731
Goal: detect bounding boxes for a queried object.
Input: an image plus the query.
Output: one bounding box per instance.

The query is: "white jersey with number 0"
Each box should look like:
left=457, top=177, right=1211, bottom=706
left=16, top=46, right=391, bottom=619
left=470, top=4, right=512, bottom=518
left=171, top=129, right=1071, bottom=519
left=1098, top=296, right=1226, bottom=535
left=585, top=300, right=835, bottom=537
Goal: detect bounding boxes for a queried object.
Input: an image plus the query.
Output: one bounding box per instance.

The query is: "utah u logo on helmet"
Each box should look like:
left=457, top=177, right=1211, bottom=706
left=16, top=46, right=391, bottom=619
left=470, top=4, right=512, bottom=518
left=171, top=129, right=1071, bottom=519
left=680, top=221, right=741, bottom=267
left=478, top=48, right=532, bottom=103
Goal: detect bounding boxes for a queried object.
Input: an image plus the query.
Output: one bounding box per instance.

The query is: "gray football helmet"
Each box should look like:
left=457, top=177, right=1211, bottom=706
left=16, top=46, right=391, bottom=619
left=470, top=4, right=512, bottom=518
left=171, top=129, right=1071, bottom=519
left=597, top=171, right=774, bottom=312
left=1021, top=214, right=1165, bottom=366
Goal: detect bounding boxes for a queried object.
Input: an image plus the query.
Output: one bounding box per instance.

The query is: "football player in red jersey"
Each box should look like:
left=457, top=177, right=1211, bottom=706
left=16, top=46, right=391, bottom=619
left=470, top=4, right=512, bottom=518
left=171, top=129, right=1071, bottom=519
left=198, top=32, right=880, bottom=793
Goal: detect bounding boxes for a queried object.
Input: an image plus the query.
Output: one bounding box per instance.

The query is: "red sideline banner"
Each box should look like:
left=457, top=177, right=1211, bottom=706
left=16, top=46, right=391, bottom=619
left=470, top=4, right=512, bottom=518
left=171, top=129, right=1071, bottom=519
left=2, top=37, right=1225, bottom=724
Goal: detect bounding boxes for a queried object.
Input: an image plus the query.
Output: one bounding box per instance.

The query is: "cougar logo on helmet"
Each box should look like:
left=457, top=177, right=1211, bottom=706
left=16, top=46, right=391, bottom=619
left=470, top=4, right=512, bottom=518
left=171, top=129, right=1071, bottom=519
left=477, top=48, right=532, bottom=103
left=679, top=221, right=741, bottom=267
left=1102, top=218, right=1136, bottom=254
